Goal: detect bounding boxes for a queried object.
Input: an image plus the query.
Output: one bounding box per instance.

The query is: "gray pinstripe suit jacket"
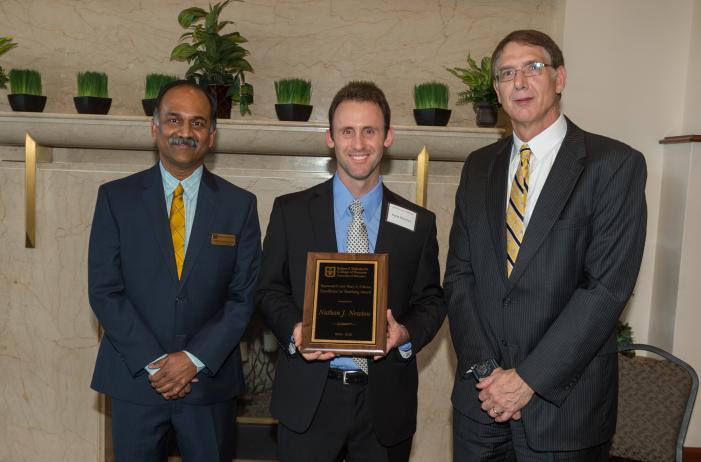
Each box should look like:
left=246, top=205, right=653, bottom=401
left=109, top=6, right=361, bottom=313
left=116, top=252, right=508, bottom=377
left=444, top=118, right=647, bottom=451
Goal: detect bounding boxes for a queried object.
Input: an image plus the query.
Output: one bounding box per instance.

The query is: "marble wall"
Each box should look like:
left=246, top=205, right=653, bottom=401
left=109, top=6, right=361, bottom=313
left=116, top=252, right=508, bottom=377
left=0, top=0, right=562, bottom=126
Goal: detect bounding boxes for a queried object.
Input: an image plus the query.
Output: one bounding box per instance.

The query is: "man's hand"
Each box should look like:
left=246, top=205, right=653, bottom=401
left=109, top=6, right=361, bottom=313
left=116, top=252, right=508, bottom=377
left=476, top=368, right=534, bottom=422
left=292, top=322, right=336, bottom=361
left=373, top=309, right=410, bottom=360
left=148, top=351, right=199, bottom=400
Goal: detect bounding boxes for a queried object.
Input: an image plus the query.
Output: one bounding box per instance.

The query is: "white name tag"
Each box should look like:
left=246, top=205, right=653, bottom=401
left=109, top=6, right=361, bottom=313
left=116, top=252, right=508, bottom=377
left=387, top=203, right=417, bottom=231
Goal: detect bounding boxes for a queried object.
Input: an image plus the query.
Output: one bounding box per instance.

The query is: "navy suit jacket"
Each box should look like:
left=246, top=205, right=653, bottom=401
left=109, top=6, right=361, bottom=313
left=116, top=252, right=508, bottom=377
left=256, top=179, right=445, bottom=446
left=445, top=118, right=647, bottom=451
left=89, top=163, right=261, bottom=405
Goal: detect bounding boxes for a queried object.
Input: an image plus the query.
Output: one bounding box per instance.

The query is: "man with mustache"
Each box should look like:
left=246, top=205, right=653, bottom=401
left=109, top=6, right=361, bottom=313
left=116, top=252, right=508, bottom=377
left=88, top=80, right=261, bottom=461
left=257, top=81, right=445, bottom=462
left=444, top=30, right=647, bottom=460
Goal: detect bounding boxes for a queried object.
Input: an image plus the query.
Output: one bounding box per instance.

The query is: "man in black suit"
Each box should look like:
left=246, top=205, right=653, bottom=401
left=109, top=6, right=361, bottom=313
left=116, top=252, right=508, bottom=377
left=88, top=80, right=261, bottom=461
left=256, top=81, right=445, bottom=462
left=444, top=30, right=647, bottom=461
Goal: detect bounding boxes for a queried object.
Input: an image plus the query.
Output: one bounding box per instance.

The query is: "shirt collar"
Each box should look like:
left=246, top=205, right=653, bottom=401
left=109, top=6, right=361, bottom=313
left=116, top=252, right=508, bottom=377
left=512, top=113, right=567, bottom=161
left=333, top=174, right=383, bottom=220
left=159, top=162, right=203, bottom=199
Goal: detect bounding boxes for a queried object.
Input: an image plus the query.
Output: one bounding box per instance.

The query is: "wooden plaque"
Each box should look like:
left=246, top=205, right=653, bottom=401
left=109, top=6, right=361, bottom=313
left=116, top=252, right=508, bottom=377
left=301, top=252, right=388, bottom=355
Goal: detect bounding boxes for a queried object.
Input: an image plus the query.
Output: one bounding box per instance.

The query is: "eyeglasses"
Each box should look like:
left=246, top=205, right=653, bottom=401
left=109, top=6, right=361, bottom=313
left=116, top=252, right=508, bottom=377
left=496, top=62, right=553, bottom=83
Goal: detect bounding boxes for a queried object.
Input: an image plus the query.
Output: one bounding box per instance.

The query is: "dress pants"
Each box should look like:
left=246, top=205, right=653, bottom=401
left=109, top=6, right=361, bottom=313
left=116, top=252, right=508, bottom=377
left=111, top=397, right=236, bottom=462
left=277, top=376, right=412, bottom=462
left=453, top=409, right=610, bottom=462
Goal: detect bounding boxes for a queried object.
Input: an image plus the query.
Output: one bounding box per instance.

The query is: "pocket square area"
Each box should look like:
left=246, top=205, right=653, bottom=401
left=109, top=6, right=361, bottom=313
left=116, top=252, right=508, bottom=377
left=211, top=233, right=236, bottom=246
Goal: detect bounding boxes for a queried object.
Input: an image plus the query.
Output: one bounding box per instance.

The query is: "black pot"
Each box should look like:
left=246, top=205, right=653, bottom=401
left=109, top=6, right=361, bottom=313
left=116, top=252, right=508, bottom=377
left=275, top=104, right=313, bottom=122
left=74, top=96, right=112, bottom=115
left=8, top=94, right=47, bottom=112
left=208, top=85, right=233, bottom=119
left=142, top=98, right=157, bottom=116
left=413, top=108, right=451, bottom=126
left=473, top=102, right=497, bottom=128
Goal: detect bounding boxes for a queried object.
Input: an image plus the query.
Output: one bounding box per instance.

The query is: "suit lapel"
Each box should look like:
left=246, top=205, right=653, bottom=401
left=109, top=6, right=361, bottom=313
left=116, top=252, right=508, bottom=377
left=486, top=139, right=513, bottom=282
left=141, top=164, right=180, bottom=285
left=507, top=119, right=586, bottom=286
left=309, top=179, right=338, bottom=252
left=375, top=186, right=397, bottom=255
left=179, top=167, right=217, bottom=287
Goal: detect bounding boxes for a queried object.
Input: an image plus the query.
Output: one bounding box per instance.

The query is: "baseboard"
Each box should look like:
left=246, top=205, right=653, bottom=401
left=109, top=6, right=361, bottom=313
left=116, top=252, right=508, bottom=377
left=685, top=447, right=701, bottom=462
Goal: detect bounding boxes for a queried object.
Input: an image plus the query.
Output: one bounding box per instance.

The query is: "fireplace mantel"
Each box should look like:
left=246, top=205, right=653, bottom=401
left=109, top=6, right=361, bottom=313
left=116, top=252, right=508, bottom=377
left=0, top=112, right=504, bottom=161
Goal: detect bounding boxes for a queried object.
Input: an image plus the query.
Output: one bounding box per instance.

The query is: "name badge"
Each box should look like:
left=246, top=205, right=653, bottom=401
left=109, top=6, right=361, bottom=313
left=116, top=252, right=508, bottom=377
left=211, top=233, right=236, bottom=246
left=387, top=203, right=416, bottom=231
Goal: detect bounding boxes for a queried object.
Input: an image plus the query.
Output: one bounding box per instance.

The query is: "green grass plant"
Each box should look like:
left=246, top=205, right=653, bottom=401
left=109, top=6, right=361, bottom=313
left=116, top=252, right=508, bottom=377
left=144, top=73, right=179, bottom=99
left=414, top=82, right=449, bottom=109
left=274, top=78, right=312, bottom=105
left=77, top=71, right=108, bottom=98
left=9, top=69, right=42, bottom=95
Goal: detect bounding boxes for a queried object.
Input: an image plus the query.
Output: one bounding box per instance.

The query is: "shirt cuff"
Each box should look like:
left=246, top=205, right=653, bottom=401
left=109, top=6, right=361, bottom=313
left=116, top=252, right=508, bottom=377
left=398, top=341, right=413, bottom=359
left=183, top=350, right=205, bottom=373
left=144, top=353, right=168, bottom=376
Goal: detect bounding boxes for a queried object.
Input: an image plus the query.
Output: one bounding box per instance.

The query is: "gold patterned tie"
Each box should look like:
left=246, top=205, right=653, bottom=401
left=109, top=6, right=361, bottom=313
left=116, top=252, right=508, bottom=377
left=170, top=183, right=186, bottom=279
left=347, top=199, right=369, bottom=374
left=506, top=144, right=532, bottom=277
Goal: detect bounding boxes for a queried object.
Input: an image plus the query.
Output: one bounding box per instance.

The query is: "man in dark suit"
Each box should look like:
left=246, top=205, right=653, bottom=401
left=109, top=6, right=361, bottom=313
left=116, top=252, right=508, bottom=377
left=444, top=30, right=647, bottom=461
left=88, top=80, right=261, bottom=462
left=256, top=81, right=445, bottom=462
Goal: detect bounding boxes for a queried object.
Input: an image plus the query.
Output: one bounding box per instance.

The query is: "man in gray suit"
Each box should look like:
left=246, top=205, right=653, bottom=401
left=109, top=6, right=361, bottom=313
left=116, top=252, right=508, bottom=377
left=444, top=30, right=647, bottom=461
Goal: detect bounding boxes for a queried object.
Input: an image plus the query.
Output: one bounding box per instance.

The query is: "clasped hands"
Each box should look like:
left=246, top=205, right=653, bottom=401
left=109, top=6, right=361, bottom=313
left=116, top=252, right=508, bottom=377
left=148, top=351, right=199, bottom=400
left=477, top=368, right=534, bottom=422
left=292, top=309, right=409, bottom=361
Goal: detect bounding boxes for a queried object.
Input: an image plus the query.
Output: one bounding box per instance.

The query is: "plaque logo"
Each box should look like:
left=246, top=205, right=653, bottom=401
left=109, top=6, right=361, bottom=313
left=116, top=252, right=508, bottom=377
left=324, top=266, right=336, bottom=278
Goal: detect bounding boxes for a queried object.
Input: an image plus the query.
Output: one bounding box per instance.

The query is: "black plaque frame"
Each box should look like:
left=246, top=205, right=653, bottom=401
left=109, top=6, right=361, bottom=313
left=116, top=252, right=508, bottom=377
left=301, top=252, right=388, bottom=355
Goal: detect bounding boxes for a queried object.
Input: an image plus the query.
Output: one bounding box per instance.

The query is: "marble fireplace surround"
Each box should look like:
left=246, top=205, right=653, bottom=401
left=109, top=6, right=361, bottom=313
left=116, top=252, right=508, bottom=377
left=0, top=111, right=504, bottom=462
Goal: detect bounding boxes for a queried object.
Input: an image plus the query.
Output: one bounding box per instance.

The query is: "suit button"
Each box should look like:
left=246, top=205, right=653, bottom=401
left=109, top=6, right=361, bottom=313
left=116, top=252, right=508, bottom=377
left=503, top=297, right=511, bottom=307
left=501, top=339, right=508, bottom=346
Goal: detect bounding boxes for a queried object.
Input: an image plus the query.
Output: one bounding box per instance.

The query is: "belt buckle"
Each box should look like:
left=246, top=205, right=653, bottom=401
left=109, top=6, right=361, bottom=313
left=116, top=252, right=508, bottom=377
left=342, top=370, right=352, bottom=385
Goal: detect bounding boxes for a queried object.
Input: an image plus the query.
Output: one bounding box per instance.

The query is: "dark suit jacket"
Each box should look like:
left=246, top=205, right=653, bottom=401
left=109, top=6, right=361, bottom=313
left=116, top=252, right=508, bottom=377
left=89, top=163, right=261, bottom=405
left=444, top=118, right=647, bottom=451
left=256, top=179, right=445, bottom=446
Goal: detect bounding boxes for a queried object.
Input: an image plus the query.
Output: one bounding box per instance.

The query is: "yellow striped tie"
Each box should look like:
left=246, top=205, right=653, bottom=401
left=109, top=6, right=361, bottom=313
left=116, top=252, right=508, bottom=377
left=506, top=144, right=532, bottom=277
left=170, top=183, right=186, bottom=279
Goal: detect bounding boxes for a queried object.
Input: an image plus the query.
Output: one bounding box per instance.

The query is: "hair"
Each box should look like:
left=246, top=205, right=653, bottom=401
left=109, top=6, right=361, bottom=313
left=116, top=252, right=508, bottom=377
left=491, top=29, right=565, bottom=77
left=327, top=81, right=391, bottom=137
left=152, top=79, right=217, bottom=132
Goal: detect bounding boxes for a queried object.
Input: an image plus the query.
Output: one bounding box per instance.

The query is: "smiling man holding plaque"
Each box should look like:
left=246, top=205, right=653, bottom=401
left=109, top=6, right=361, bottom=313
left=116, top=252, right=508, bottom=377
left=256, top=81, right=445, bottom=462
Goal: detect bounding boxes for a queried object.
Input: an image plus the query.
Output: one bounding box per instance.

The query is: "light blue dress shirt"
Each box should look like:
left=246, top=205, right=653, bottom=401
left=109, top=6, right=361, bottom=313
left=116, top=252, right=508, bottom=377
left=144, top=163, right=206, bottom=376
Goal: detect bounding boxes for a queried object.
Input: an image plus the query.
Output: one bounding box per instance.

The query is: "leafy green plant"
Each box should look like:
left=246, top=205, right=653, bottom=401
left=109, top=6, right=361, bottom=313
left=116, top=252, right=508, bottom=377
left=0, top=36, right=18, bottom=89
left=170, top=0, right=254, bottom=115
left=77, top=71, right=108, bottom=98
left=275, top=78, right=312, bottom=105
left=9, top=69, right=42, bottom=95
left=616, top=320, right=635, bottom=357
left=144, top=73, right=179, bottom=99
left=446, top=54, right=499, bottom=111
left=414, top=82, right=449, bottom=109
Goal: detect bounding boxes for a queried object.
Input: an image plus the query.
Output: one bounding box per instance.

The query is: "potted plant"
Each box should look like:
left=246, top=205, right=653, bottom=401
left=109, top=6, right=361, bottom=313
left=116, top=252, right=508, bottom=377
left=413, top=81, right=451, bottom=126
left=447, top=54, right=499, bottom=127
left=170, top=0, right=254, bottom=118
left=0, top=36, right=18, bottom=90
left=142, top=73, right=179, bottom=116
left=274, top=78, right=312, bottom=122
left=7, top=69, right=46, bottom=112
left=74, top=71, right=111, bottom=114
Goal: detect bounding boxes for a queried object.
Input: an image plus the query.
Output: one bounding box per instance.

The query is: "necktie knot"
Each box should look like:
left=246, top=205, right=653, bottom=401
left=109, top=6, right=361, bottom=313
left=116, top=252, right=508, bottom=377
left=519, top=144, right=532, bottom=166
left=174, top=183, right=184, bottom=198
left=349, top=199, right=364, bottom=218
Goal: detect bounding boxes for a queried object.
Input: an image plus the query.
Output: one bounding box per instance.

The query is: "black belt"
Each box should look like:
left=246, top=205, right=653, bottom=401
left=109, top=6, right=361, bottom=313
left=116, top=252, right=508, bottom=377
left=327, top=369, right=368, bottom=385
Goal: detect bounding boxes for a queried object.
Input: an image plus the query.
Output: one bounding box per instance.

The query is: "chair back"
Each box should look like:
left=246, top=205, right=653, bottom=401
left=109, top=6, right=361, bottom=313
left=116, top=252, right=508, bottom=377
left=611, top=343, right=698, bottom=462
